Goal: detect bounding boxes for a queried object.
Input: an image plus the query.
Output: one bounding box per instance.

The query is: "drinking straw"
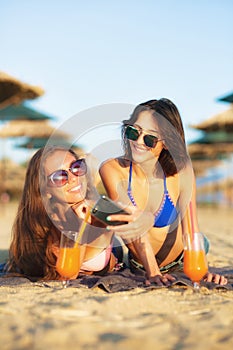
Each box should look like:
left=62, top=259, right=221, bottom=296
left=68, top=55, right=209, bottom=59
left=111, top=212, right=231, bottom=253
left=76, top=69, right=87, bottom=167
left=74, top=207, right=91, bottom=247
left=189, top=201, right=195, bottom=239
left=186, top=204, right=192, bottom=236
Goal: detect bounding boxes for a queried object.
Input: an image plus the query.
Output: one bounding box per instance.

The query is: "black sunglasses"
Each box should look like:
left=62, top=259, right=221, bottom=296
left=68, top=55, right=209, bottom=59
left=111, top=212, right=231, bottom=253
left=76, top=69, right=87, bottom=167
left=47, top=158, right=87, bottom=187
left=124, top=124, right=162, bottom=148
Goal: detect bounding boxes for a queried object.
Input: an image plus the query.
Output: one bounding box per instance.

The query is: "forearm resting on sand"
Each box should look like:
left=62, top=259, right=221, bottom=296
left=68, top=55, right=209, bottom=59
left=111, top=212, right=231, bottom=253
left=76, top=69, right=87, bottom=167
left=130, top=235, right=176, bottom=286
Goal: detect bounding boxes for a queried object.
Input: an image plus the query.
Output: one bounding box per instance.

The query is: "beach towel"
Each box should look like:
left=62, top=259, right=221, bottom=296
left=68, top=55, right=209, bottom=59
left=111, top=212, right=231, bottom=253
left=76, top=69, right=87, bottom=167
left=0, top=267, right=233, bottom=293
left=68, top=267, right=233, bottom=292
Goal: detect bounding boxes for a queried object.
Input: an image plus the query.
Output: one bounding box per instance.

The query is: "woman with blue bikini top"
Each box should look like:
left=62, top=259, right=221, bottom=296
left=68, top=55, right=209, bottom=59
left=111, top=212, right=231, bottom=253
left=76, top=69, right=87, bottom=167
left=100, top=98, right=227, bottom=286
left=127, top=161, right=178, bottom=228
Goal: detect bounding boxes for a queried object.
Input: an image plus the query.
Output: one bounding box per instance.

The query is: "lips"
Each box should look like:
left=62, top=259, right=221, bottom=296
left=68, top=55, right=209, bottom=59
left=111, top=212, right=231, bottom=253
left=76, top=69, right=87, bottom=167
left=68, top=184, right=82, bottom=193
left=132, top=143, right=148, bottom=153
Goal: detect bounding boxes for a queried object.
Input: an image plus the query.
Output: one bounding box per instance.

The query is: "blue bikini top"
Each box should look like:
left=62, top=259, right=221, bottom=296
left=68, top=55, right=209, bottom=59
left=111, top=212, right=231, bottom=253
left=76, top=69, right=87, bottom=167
left=127, top=162, right=178, bottom=228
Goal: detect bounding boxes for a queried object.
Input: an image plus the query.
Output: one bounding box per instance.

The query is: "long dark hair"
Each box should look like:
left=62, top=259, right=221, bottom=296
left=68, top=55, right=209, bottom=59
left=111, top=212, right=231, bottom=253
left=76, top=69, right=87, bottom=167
left=121, top=98, right=190, bottom=176
left=7, top=146, right=83, bottom=280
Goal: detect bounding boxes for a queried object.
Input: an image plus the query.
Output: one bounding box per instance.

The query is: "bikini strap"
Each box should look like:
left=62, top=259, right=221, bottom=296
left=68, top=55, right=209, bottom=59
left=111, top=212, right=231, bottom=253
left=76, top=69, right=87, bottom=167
left=163, top=174, right=168, bottom=193
left=127, top=161, right=133, bottom=192
left=127, top=161, right=137, bottom=207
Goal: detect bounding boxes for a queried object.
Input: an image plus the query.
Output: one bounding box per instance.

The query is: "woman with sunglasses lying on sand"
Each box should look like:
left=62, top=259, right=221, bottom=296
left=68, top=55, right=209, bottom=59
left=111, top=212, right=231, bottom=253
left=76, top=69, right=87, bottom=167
left=6, top=146, right=123, bottom=280
left=100, top=98, right=227, bottom=286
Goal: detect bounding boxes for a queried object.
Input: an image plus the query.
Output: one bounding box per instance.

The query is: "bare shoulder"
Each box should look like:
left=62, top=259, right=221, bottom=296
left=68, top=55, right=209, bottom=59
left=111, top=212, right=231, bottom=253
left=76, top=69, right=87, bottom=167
left=99, top=157, right=130, bottom=200
left=179, top=162, right=195, bottom=180
left=177, top=162, right=195, bottom=193
left=100, top=157, right=129, bottom=174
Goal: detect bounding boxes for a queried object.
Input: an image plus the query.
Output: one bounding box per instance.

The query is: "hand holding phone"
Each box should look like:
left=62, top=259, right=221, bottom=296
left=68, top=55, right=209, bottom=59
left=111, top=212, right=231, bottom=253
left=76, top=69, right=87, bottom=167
left=91, top=195, right=129, bottom=226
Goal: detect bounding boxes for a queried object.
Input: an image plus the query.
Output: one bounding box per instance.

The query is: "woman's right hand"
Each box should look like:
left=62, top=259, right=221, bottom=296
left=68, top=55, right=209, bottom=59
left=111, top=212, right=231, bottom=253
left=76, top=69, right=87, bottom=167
left=106, top=205, right=154, bottom=243
left=145, top=273, right=176, bottom=286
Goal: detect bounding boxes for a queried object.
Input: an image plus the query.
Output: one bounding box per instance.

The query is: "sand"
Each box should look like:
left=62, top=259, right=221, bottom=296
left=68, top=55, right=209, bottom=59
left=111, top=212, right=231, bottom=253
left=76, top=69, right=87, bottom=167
left=0, top=203, right=232, bottom=350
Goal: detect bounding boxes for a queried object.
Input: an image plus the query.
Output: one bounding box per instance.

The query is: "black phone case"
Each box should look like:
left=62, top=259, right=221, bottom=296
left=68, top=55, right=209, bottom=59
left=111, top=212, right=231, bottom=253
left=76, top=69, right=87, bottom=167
left=91, top=195, right=129, bottom=226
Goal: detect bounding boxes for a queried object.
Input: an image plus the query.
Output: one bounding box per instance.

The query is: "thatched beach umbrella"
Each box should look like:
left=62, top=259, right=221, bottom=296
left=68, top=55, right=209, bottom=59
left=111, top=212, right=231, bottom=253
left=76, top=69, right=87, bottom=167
left=189, top=93, right=233, bottom=204
left=190, top=106, right=233, bottom=132
left=217, top=91, right=233, bottom=103
left=188, top=134, right=233, bottom=157
left=0, top=103, right=54, bottom=122
left=188, top=130, right=233, bottom=204
left=188, top=135, right=233, bottom=175
left=0, top=71, right=44, bottom=109
left=0, top=119, right=69, bottom=139
left=189, top=110, right=233, bottom=175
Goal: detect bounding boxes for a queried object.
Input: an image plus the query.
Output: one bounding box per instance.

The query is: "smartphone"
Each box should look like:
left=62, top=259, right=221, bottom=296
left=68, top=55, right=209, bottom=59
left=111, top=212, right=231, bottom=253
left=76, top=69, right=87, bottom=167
left=91, top=195, right=129, bottom=226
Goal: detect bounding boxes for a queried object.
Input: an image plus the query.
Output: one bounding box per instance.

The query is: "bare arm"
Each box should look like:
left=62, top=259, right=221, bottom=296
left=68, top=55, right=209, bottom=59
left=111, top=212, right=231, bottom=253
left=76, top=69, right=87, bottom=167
left=179, top=165, right=227, bottom=285
left=100, top=159, right=175, bottom=285
left=179, top=165, right=200, bottom=235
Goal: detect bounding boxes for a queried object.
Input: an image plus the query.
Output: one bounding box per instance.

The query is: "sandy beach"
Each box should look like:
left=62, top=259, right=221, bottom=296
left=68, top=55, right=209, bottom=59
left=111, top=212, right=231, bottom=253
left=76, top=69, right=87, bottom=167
left=0, top=202, right=232, bottom=350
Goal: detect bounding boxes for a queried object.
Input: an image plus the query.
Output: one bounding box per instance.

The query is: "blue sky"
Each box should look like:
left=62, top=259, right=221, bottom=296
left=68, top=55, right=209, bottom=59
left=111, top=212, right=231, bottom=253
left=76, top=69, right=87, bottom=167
left=1, top=0, right=233, bottom=163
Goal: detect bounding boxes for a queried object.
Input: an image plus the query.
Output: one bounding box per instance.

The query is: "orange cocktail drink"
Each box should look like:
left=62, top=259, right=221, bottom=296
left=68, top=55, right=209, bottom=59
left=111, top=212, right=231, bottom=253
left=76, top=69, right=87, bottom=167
left=183, top=232, right=208, bottom=289
left=56, top=246, right=81, bottom=279
left=56, top=230, right=81, bottom=282
left=183, top=250, right=208, bottom=283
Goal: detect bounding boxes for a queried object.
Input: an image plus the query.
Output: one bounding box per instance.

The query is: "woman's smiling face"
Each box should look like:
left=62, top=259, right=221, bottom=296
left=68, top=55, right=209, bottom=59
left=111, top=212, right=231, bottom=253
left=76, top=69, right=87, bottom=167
left=45, top=150, right=87, bottom=204
left=129, top=110, right=164, bottom=164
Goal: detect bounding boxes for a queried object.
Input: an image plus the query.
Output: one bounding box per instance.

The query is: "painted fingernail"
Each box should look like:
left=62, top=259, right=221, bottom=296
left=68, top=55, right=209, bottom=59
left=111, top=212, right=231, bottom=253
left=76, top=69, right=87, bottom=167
left=106, top=216, right=111, bottom=221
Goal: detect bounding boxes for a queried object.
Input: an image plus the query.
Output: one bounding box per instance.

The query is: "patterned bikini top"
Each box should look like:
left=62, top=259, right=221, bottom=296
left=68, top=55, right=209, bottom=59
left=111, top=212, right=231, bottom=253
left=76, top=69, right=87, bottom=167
left=127, top=162, right=178, bottom=228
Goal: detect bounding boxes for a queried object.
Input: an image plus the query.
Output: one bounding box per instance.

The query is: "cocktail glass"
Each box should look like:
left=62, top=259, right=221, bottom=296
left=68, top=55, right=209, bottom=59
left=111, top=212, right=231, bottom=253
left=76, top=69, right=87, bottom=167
left=183, top=232, right=208, bottom=290
left=56, top=230, right=81, bottom=288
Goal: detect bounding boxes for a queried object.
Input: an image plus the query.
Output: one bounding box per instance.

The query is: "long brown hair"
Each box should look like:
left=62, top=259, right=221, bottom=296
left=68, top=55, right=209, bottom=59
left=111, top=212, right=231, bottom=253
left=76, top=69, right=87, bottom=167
left=122, top=98, right=190, bottom=176
left=7, top=146, right=81, bottom=280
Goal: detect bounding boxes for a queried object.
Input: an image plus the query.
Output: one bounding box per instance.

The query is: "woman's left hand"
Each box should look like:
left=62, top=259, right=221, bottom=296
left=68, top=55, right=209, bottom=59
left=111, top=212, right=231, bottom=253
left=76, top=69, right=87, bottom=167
left=204, top=272, right=228, bottom=285
left=106, top=205, right=154, bottom=242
